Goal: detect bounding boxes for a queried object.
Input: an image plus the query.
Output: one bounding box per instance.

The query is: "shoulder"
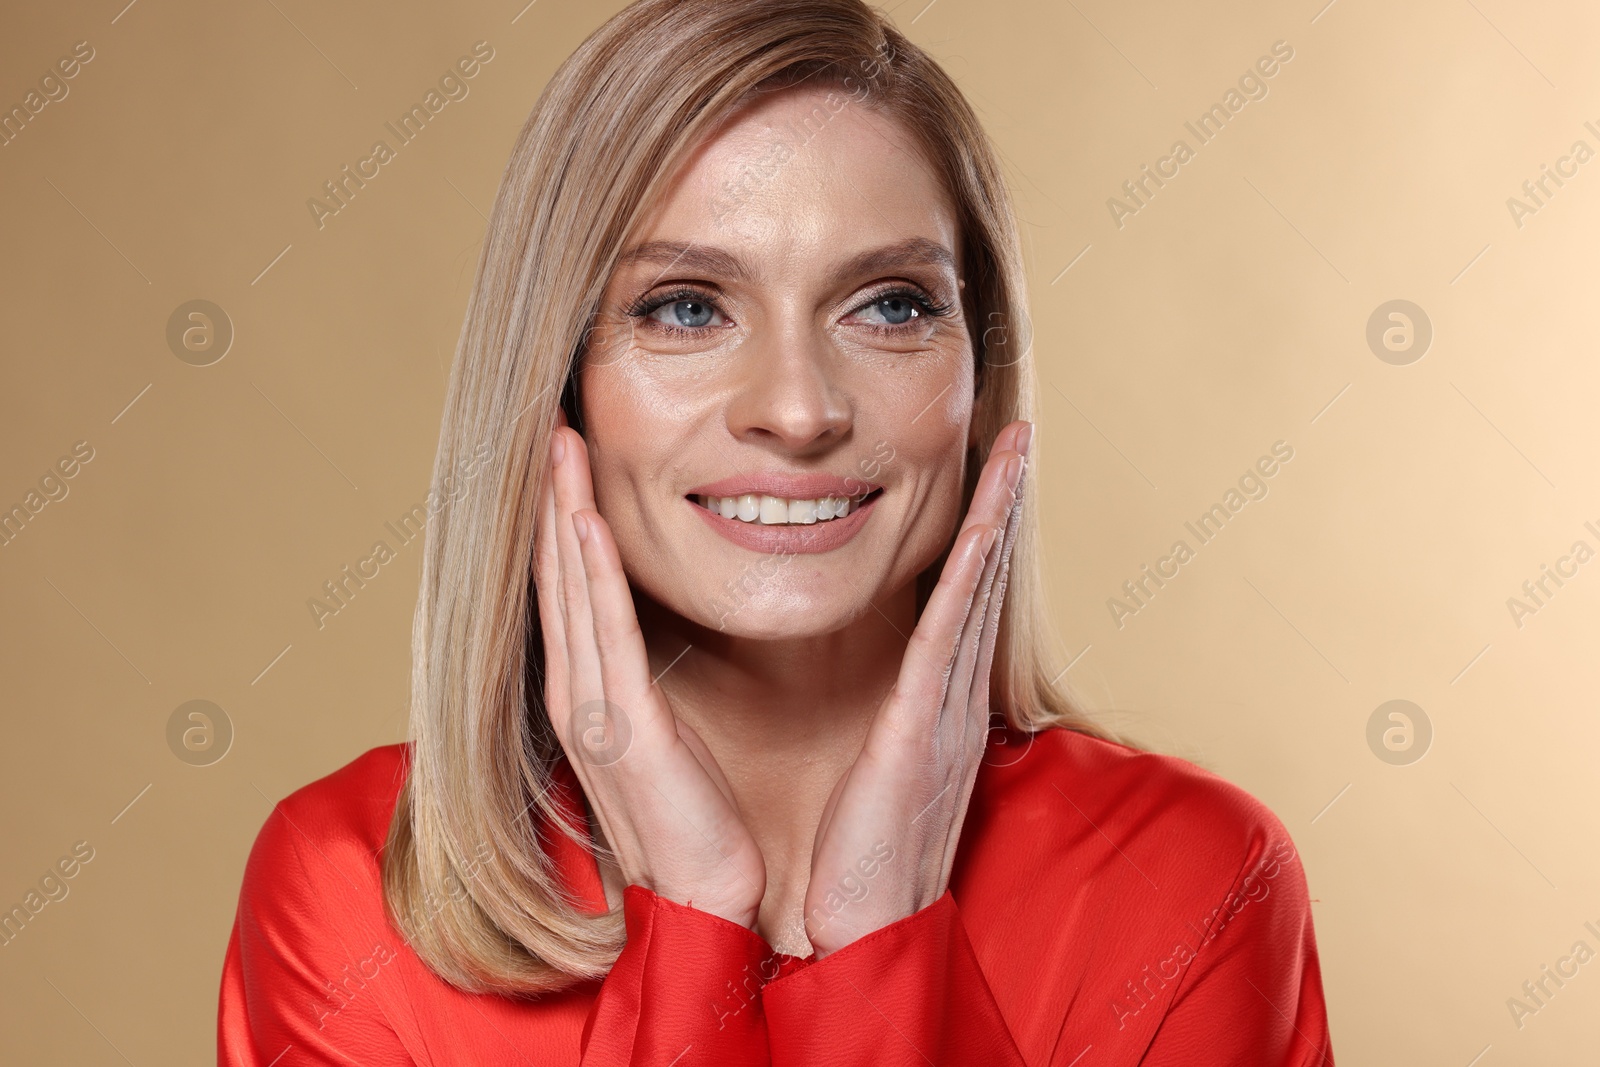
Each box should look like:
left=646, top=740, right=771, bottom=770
left=951, top=729, right=1329, bottom=1053
left=247, top=742, right=409, bottom=859
left=277, top=742, right=409, bottom=829
left=235, top=743, right=410, bottom=919
left=222, top=746, right=431, bottom=1054
left=971, top=726, right=1305, bottom=902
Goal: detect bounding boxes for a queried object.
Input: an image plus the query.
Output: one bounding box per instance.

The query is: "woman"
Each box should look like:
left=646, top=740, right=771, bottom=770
left=220, top=0, right=1334, bottom=1063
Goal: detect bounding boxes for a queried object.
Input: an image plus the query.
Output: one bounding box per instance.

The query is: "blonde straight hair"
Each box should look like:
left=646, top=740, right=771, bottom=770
left=383, top=0, right=1120, bottom=995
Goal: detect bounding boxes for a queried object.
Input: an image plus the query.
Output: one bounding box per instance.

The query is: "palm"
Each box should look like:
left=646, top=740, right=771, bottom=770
left=538, top=417, right=766, bottom=928
left=803, top=421, right=1031, bottom=956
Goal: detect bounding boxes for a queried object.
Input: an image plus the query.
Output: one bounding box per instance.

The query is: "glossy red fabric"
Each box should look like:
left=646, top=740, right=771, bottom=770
left=219, top=728, right=1334, bottom=1064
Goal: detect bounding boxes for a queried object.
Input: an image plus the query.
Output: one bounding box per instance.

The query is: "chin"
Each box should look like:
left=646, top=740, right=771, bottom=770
left=690, top=584, right=863, bottom=639
left=702, top=609, right=854, bottom=640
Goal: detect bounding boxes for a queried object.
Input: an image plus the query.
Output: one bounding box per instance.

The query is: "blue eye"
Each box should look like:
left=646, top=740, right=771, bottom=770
left=846, top=287, right=955, bottom=333
left=651, top=298, right=719, bottom=329
left=862, top=296, right=920, bottom=326
left=623, top=283, right=954, bottom=341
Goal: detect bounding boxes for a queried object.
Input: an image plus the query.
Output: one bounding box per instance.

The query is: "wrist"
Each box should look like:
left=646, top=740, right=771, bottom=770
left=631, top=882, right=761, bottom=932
left=806, top=887, right=944, bottom=958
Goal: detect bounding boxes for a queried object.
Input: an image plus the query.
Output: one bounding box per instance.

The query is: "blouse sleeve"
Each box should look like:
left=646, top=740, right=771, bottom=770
left=1137, top=839, right=1334, bottom=1066
left=579, top=885, right=773, bottom=1066
left=218, top=801, right=417, bottom=1066
left=581, top=886, right=1028, bottom=1066
left=759, top=889, right=1029, bottom=1066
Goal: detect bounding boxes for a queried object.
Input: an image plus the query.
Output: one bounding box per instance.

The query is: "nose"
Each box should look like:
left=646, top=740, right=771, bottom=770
left=724, top=327, right=852, bottom=453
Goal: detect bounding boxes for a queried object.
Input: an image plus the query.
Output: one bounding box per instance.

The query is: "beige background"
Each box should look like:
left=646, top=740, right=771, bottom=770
left=2, top=0, right=1596, bottom=1061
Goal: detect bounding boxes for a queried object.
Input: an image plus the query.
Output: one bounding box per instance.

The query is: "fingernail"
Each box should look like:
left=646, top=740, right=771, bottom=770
left=551, top=430, right=566, bottom=466
left=980, top=525, right=999, bottom=557
left=573, top=512, right=589, bottom=543
left=1005, top=455, right=1023, bottom=491
left=1017, top=422, right=1033, bottom=456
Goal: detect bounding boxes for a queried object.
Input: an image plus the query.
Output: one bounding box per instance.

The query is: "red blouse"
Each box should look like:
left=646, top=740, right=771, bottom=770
left=219, top=727, right=1334, bottom=1065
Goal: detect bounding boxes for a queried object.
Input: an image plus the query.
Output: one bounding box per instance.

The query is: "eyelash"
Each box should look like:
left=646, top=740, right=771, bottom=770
left=623, top=284, right=956, bottom=340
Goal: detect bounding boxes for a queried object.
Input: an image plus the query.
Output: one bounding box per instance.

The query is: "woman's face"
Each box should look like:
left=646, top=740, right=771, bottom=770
left=579, top=84, right=978, bottom=639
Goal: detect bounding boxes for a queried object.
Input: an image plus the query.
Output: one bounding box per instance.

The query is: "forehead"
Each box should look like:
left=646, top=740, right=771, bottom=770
left=628, top=84, right=961, bottom=275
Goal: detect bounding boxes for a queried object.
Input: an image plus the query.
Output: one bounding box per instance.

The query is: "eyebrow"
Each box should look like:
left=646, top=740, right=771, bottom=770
left=615, top=235, right=958, bottom=286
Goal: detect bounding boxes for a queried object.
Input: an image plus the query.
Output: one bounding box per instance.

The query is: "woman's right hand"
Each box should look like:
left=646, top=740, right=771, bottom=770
left=533, top=415, right=767, bottom=930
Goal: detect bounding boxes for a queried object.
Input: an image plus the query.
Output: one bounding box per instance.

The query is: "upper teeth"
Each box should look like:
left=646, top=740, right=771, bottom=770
left=698, top=494, right=861, bottom=525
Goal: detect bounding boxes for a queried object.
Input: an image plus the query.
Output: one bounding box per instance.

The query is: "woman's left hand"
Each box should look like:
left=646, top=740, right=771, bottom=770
left=803, top=420, right=1032, bottom=958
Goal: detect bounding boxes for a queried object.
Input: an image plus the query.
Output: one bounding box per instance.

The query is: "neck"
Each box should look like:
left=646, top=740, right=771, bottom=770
left=630, top=583, right=917, bottom=945
left=636, top=583, right=916, bottom=783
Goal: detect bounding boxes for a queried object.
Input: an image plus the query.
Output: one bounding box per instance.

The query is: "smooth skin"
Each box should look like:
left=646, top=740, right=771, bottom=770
left=531, top=84, right=1032, bottom=959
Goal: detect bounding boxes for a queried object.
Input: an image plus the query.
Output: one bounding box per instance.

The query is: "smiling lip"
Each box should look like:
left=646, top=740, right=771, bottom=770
left=686, top=474, right=884, bottom=499
left=689, top=490, right=881, bottom=554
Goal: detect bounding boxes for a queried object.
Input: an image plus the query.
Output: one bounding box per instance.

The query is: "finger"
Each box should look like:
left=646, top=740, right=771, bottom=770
left=956, top=421, right=1030, bottom=539
left=972, top=425, right=1031, bottom=677
left=534, top=437, right=572, bottom=720
left=943, top=468, right=1024, bottom=883
left=550, top=427, right=608, bottom=762
left=986, top=420, right=1028, bottom=466
left=964, top=436, right=1030, bottom=679
left=945, top=497, right=1008, bottom=732
left=939, top=452, right=1026, bottom=876
left=882, top=521, right=997, bottom=733
left=943, top=431, right=1029, bottom=709
left=571, top=505, right=674, bottom=750
left=880, top=426, right=1027, bottom=741
left=947, top=473, right=1011, bottom=716
left=968, top=455, right=1025, bottom=712
left=570, top=513, right=760, bottom=895
left=956, top=450, right=1022, bottom=554
left=548, top=432, right=640, bottom=863
left=890, top=432, right=1022, bottom=728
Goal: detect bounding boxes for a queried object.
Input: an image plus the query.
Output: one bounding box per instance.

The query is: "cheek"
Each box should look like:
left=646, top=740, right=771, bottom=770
left=578, top=361, right=723, bottom=558
left=582, top=354, right=709, bottom=449
left=877, top=411, right=974, bottom=561
left=885, top=378, right=973, bottom=493
left=578, top=367, right=665, bottom=535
